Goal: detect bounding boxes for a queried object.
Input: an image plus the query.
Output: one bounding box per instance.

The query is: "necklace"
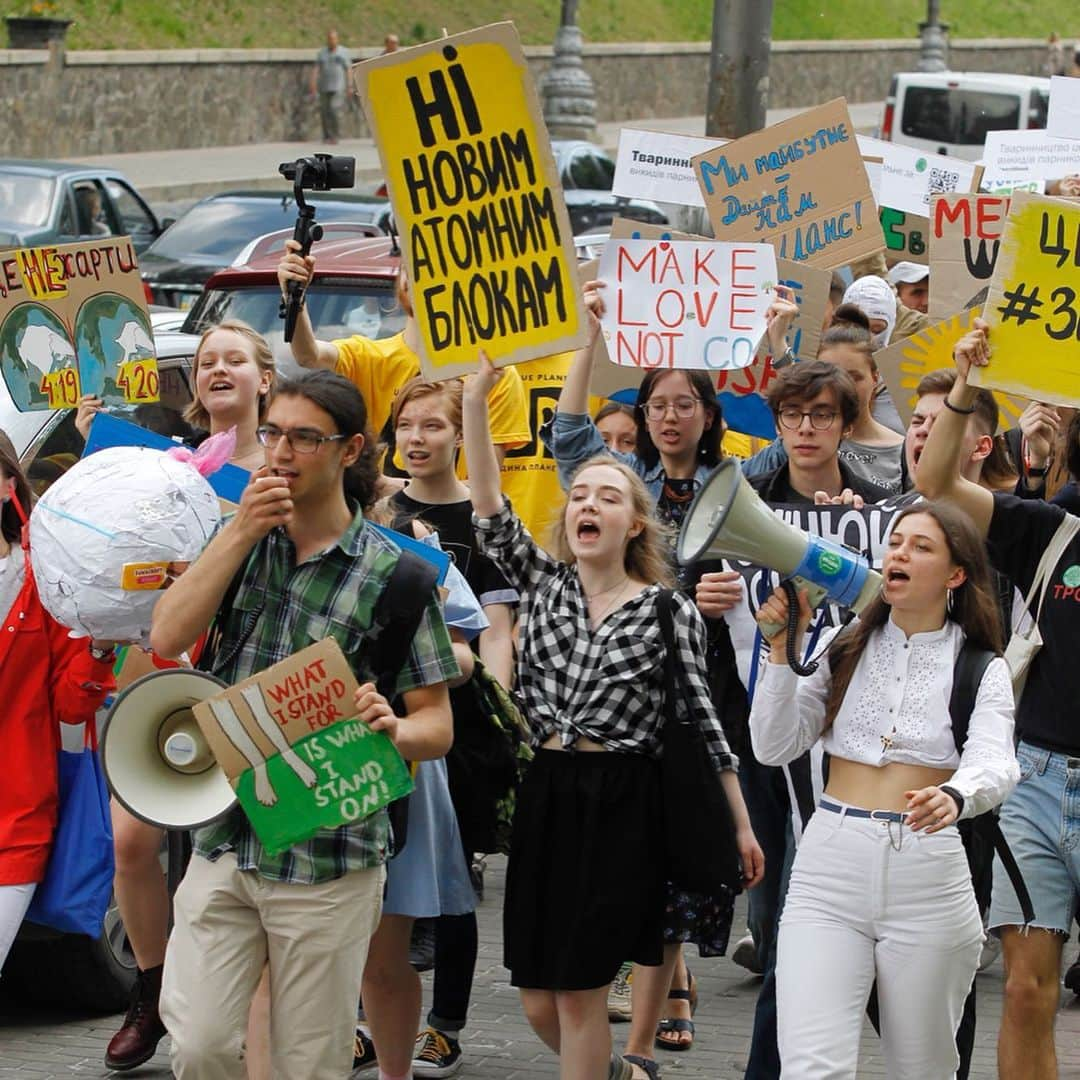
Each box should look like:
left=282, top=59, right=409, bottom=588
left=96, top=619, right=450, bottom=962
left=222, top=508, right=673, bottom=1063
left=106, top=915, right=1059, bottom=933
left=584, top=575, right=631, bottom=625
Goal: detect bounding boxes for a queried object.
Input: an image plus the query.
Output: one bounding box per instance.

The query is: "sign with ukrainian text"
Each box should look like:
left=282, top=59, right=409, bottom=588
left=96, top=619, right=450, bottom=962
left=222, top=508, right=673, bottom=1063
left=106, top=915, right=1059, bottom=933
left=595, top=237, right=776, bottom=372
left=0, top=237, right=158, bottom=412
left=692, top=98, right=882, bottom=269
left=355, top=22, right=587, bottom=380
left=929, top=194, right=1011, bottom=318
left=192, top=638, right=414, bottom=855
left=973, top=192, right=1080, bottom=408
left=612, top=128, right=728, bottom=208
left=981, top=130, right=1080, bottom=193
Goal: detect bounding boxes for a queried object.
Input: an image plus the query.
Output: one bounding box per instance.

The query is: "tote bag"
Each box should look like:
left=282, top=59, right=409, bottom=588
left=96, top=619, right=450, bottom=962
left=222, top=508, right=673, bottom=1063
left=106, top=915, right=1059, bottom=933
left=1004, top=514, right=1080, bottom=702
left=657, top=590, right=744, bottom=896
left=26, top=716, right=115, bottom=938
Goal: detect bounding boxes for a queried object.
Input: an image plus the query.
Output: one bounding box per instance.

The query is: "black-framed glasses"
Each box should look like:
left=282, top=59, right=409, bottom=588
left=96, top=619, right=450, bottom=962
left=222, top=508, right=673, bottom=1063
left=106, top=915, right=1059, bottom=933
left=640, top=396, right=702, bottom=421
left=777, top=407, right=839, bottom=431
left=256, top=424, right=348, bottom=454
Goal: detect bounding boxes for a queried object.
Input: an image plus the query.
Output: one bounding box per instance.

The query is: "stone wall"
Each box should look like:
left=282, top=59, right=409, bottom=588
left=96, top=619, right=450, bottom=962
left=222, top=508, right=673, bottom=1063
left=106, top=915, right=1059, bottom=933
left=0, top=37, right=1053, bottom=158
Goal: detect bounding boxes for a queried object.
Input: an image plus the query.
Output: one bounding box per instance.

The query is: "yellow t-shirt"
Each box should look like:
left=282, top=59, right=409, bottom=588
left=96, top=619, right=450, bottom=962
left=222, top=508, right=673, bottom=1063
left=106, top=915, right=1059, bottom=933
left=499, top=352, right=604, bottom=542
left=332, top=331, right=530, bottom=477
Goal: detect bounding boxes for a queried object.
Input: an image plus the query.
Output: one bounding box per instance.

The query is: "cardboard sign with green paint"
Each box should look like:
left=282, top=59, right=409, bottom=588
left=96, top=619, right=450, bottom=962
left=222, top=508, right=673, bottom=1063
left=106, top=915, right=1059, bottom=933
left=192, top=638, right=414, bottom=855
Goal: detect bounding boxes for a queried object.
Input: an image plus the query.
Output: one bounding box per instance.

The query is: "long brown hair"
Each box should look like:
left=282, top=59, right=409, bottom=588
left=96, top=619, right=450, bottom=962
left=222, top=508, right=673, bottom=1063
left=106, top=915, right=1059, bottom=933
left=824, top=501, right=1004, bottom=723
left=0, top=430, right=33, bottom=545
left=548, top=455, right=674, bottom=587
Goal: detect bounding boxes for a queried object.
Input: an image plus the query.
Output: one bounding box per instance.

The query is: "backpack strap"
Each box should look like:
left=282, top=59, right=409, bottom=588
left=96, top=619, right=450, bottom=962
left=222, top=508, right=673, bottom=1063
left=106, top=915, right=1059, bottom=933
left=949, top=641, right=1035, bottom=926
left=366, top=549, right=440, bottom=701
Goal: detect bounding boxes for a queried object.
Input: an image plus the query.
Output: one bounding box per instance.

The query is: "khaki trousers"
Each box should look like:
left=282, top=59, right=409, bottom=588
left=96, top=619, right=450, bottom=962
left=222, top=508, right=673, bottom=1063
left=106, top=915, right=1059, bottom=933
left=161, top=852, right=384, bottom=1080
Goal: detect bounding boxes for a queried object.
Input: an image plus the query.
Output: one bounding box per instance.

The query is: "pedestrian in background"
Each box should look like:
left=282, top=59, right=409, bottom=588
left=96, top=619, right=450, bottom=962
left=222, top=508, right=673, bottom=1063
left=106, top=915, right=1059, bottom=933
left=311, top=28, right=352, bottom=145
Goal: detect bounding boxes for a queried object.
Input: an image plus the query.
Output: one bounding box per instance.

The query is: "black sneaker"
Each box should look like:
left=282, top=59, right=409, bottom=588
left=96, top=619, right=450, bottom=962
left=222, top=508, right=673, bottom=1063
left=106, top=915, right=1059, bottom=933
left=412, top=1027, right=463, bottom=1077
left=351, top=1028, right=378, bottom=1074
left=1065, top=950, right=1080, bottom=995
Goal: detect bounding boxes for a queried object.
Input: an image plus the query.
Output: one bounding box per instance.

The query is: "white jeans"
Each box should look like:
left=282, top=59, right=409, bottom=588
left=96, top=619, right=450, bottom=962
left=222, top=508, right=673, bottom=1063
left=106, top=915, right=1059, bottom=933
left=776, top=803, right=983, bottom=1080
left=0, top=882, right=36, bottom=974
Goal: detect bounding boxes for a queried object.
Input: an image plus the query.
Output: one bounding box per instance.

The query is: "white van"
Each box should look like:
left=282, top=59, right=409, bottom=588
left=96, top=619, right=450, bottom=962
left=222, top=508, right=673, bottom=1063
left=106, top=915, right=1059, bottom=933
left=880, top=72, right=1050, bottom=161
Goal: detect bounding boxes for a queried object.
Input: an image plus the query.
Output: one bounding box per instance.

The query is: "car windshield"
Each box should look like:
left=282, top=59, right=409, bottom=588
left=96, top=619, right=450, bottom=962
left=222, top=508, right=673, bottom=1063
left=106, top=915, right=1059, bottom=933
left=149, top=197, right=379, bottom=262
left=183, top=284, right=405, bottom=376
left=901, top=87, right=1021, bottom=146
left=0, top=172, right=55, bottom=227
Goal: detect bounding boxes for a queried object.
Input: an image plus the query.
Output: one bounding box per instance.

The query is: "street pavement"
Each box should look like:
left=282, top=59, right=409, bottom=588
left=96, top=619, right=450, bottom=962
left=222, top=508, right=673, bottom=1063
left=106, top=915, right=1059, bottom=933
left=2, top=854, right=1079, bottom=1078
left=62, top=103, right=886, bottom=204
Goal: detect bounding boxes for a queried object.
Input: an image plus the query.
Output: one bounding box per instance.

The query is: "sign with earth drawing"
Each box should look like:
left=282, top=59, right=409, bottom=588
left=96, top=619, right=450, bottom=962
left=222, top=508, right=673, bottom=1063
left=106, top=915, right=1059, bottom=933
left=0, top=237, right=159, bottom=412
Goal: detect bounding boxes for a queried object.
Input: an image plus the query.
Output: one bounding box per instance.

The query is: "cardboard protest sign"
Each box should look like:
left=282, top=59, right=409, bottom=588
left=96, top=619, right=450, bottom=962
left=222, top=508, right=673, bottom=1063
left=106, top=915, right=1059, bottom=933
left=1048, top=76, right=1080, bottom=142
left=873, top=307, right=1026, bottom=430
left=355, top=23, right=587, bottom=380
left=0, top=238, right=159, bottom=412
left=981, top=130, right=1080, bottom=192
left=857, top=136, right=979, bottom=218
left=972, top=192, right=1080, bottom=408
left=693, top=98, right=882, bottom=269
left=879, top=207, right=930, bottom=266
left=589, top=220, right=829, bottom=437
left=613, top=129, right=728, bottom=208
left=595, top=237, right=776, bottom=371
left=929, top=194, right=1013, bottom=318
left=192, top=638, right=414, bottom=855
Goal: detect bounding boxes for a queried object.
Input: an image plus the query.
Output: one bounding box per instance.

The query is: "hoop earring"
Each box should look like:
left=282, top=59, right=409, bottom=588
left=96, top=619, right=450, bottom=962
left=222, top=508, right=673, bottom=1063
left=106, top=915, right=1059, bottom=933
left=946, top=587, right=955, bottom=614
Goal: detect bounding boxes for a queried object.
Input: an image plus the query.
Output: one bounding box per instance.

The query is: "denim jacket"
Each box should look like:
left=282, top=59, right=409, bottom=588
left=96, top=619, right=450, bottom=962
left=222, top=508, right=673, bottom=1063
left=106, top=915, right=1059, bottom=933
left=541, top=410, right=724, bottom=501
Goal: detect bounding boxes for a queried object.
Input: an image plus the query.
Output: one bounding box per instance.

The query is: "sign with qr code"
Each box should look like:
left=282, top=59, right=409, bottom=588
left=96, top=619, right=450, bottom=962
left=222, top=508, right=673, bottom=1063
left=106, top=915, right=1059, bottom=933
left=693, top=98, right=882, bottom=269
left=863, top=138, right=979, bottom=218
left=972, top=192, right=1080, bottom=407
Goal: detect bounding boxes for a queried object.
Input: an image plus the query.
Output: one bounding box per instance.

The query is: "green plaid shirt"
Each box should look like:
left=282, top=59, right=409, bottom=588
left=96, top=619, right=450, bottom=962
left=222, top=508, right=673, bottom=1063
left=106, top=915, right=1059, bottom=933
left=193, top=509, right=459, bottom=884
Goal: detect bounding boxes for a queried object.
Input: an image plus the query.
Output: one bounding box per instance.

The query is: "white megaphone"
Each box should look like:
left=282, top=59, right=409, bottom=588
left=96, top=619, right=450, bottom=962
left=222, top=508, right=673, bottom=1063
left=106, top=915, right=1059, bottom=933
left=102, top=668, right=237, bottom=830
left=677, top=459, right=882, bottom=640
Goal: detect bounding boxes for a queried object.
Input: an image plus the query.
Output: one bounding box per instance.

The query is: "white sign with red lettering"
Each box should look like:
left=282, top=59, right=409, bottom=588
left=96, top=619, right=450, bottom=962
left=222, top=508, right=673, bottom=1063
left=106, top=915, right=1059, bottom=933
left=596, top=238, right=777, bottom=371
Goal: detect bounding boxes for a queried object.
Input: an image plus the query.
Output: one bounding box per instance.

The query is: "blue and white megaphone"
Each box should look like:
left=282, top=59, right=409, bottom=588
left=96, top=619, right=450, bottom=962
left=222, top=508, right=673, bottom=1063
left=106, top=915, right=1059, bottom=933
left=677, top=460, right=882, bottom=670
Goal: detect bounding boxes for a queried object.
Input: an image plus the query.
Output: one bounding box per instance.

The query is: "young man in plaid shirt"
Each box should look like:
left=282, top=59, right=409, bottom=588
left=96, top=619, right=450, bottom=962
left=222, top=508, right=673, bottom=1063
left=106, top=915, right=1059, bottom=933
left=151, top=370, right=459, bottom=1079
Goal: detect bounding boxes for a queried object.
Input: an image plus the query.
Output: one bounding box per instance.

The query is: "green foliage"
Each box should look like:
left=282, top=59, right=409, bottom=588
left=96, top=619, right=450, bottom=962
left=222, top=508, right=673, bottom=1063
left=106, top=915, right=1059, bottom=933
left=35, top=1, right=1061, bottom=51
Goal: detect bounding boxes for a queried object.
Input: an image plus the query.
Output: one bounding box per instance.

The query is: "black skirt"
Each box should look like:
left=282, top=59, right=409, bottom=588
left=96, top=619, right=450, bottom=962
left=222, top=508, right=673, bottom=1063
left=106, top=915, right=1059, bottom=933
left=504, top=748, right=666, bottom=990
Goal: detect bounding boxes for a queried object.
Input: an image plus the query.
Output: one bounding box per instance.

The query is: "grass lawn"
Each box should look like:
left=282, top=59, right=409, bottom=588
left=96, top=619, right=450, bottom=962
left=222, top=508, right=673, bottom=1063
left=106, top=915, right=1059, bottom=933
left=23, top=0, right=1064, bottom=51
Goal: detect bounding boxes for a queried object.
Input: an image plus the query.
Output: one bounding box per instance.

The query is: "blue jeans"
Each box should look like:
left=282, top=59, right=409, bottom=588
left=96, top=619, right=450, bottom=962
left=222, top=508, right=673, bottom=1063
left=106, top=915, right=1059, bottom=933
left=989, top=741, right=1080, bottom=934
left=739, top=752, right=796, bottom=1080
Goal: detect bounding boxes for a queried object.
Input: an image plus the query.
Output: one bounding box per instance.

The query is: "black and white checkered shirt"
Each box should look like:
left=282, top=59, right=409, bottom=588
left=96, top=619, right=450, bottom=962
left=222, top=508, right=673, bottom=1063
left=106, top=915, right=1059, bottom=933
left=474, top=501, right=737, bottom=772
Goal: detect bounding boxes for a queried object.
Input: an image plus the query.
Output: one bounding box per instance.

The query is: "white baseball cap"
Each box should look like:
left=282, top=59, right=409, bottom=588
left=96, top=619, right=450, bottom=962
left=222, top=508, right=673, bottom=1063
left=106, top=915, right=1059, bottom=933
left=887, top=261, right=929, bottom=286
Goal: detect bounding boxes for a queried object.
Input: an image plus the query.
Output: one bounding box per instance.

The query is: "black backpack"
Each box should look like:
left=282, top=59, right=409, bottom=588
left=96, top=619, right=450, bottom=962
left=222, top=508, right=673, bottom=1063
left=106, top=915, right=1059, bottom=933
left=948, top=643, right=1033, bottom=926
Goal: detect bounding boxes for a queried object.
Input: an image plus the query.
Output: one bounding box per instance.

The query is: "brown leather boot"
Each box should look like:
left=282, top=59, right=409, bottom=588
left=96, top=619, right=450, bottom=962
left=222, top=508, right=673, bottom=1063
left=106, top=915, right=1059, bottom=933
left=105, top=964, right=168, bottom=1071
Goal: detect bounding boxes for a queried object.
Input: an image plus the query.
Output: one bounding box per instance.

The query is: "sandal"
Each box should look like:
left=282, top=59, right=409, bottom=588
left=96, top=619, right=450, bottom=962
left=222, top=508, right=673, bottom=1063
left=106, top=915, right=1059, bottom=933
left=624, top=1052, right=662, bottom=1079
left=654, top=967, right=696, bottom=1052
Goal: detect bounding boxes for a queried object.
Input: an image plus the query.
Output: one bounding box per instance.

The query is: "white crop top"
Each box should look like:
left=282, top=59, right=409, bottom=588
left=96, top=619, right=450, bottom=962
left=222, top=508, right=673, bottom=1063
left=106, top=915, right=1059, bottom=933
left=749, top=617, right=1019, bottom=819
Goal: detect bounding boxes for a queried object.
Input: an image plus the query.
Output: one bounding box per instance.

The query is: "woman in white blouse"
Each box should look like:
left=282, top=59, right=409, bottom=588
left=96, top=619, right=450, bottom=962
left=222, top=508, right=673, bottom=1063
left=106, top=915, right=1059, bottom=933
left=749, top=501, right=1018, bottom=1080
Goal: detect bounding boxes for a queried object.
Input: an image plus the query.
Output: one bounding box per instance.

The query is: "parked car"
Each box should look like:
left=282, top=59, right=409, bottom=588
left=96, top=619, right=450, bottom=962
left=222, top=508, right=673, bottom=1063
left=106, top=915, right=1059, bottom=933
left=182, top=231, right=406, bottom=378
left=0, top=160, right=163, bottom=253
left=551, top=139, right=668, bottom=234
left=139, top=190, right=391, bottom=309
left=0, top=328, right=199, bottom=1011
left=880, top=72, right=1051, bottom=160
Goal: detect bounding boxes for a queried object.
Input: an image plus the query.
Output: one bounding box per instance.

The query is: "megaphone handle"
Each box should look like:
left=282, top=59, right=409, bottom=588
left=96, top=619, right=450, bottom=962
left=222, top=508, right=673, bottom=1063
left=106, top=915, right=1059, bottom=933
left=758, top=577, right=827, bottom=643
left=780, top=579, right=820, bottom=677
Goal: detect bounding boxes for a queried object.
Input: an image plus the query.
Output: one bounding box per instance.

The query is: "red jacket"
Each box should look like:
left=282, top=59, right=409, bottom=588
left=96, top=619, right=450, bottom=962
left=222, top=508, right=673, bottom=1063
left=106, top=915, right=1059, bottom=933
left=0, top=559, right=115, bottom=885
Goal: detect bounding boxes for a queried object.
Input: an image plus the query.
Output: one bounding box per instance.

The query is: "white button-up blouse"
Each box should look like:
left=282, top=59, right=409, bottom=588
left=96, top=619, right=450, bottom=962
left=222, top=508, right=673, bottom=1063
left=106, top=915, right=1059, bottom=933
left=749, top=617, right=1019, bottom=819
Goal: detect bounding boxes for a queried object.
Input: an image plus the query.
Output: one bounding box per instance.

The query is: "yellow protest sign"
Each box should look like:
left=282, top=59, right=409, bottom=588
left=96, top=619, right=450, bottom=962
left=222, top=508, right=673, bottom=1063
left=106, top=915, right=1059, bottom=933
left=973, top=192, right=1080, bottom=407
left=874, top=307, right=1026, bottom=430
left=355, top=23, right=588, bottom=380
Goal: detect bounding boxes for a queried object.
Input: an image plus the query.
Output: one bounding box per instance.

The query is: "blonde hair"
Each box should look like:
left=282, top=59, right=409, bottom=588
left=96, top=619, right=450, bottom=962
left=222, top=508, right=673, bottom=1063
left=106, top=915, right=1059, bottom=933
left=548, top=456, right=675, bottom=587
left=184, top=319, right=276, bottom=430
left=391, top=376, right=464, bottom=433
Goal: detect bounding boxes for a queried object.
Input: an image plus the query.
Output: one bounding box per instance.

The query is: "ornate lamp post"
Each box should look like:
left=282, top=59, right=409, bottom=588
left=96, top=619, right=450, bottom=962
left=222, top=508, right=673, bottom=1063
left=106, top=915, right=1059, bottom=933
left=917, top=0, right=949, bottom=72
left=541, top=0, right=597, bottom=141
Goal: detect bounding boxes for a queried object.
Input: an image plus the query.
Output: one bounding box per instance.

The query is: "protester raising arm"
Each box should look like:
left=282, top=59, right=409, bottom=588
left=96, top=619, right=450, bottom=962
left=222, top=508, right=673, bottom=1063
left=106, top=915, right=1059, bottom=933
left=275, top=239, right=341, bottom=370
left=913, top=318, right=995, bottom=537
left=555, top=279, right=606, bottom=417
